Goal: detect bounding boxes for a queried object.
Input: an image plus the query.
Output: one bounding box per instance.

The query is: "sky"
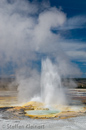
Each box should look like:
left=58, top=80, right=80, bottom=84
left=0, top=0, right=86, bottom=78
left=49, top=0, right=86, bottom=78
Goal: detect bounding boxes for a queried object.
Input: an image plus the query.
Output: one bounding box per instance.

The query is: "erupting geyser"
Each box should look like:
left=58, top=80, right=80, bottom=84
left=22, top=57, right=67, bottom=106
left=41, top=58, right=67, bottom=105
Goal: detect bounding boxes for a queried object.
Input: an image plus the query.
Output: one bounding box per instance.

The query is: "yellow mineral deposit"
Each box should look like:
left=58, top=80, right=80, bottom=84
left=0, top=99, right=86, bottom=120
left=22, top=101, right=44, bottom=110
left=21, top=101, right=86, bottom=119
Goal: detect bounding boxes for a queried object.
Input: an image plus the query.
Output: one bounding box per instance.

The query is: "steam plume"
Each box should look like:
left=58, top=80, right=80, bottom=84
left=0, top=0, right=82, bottom=104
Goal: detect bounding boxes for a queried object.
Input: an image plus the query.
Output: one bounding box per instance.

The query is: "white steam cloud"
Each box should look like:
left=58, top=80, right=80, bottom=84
left=0, top=0, right=82, bottom=104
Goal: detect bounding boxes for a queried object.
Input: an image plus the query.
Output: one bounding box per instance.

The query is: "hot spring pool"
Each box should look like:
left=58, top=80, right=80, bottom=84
left=25, top=110, right=61, bottom=116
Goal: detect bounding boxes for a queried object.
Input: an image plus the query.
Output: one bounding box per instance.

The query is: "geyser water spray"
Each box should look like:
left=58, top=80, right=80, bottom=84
left=23, top=57, right=67, bottom=106
left=41, top=58, right=67, bottom=105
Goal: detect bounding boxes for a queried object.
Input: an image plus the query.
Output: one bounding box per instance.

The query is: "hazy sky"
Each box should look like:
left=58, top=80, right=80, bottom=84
left=0, top=0, right=86, bottom=78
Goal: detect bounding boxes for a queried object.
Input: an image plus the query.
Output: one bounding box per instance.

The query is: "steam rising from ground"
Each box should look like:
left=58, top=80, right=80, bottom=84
left=0, top=0, right=82, bottom=105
